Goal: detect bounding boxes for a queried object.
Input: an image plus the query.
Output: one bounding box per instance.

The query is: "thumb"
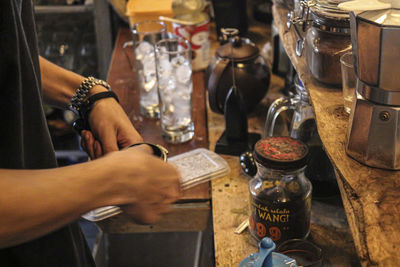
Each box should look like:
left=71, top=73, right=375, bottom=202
left=98, top=128, right=119, bottom=154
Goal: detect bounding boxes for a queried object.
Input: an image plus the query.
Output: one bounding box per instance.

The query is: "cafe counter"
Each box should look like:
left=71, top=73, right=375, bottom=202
left=95, top=18, right=398, bottom=266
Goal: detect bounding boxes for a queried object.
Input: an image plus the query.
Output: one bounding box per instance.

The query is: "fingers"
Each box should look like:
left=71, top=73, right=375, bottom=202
left=81, top=130, right=95, bottom=159
left=94, top=140, right=103, bottom=158
left=97, top=128, right=119, bottom=154
left=87, top=99, right=144, bottom=151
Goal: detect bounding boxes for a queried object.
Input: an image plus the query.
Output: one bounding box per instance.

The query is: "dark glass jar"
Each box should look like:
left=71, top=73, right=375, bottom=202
left=249, top=137, right=312, bottom=245
left=304, top=2, right=351, bottom=86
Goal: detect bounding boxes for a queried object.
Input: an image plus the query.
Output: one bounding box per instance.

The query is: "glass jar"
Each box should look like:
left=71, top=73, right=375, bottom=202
left=249, top=137, right=312, bottom=245
left=304, top=1, right=351, bottom=86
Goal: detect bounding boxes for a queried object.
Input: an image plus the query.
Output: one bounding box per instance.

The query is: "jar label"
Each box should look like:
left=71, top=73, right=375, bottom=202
left=249, top=195, right=311, bottom=244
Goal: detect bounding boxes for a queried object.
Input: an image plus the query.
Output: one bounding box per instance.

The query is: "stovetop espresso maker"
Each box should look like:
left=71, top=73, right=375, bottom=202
left=342, top=1, right=400, bottom=170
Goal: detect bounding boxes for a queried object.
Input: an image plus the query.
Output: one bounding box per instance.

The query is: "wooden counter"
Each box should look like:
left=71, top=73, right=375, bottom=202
left=272, top=5, right=400, bottom=266
left=209, top=25, right=359, bottom=266
left=96, top=28, right=210, bottom=232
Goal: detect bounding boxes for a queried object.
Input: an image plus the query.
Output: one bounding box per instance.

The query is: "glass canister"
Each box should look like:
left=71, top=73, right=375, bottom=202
left=304, top=0, right=352, bottom=86
left=249, top=137, right=312, bottom=245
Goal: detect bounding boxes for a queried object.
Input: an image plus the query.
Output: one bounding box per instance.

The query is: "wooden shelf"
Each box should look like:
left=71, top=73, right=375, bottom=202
left=273, top=4, right=400, bottom=266
left=34, top=4, right=93, bottom=14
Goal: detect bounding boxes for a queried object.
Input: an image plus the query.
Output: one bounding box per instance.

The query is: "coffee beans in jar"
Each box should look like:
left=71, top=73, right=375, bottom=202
left=304, top=0, right=352, bottom=86
left=249, top=137, right=312, bottom=245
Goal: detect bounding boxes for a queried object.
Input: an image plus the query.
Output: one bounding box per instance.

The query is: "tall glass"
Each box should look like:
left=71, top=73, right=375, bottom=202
left=155, top=38, right=194, bottom=143
left=132, top=21, right=167, bottom=118
left=340, top=52, right=356, bottom=114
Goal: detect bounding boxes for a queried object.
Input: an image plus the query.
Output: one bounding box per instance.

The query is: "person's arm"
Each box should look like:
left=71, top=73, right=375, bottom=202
left=39, top=57, right=145, bottom=157
left=0, top=148, right=181, bottom=249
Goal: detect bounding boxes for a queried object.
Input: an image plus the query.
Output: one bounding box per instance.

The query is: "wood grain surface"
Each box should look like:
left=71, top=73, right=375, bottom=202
left=273, top=5, right=400, bottom=266
left=209, top=68, right=360, bottom=267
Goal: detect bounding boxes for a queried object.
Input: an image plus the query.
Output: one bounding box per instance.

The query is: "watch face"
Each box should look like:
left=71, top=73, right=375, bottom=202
left=63, top=110, right=78, bottom=124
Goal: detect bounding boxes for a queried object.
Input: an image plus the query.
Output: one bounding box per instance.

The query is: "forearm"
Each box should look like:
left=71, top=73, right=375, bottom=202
left=39, top=57, right=108, bottom=109
left=0, top=159, right=115, bottom=248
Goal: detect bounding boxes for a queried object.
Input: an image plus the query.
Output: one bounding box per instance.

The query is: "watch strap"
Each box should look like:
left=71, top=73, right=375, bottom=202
left=128, top=143, right=168, bottom=161
left=70, top=77, right=111, bottom=113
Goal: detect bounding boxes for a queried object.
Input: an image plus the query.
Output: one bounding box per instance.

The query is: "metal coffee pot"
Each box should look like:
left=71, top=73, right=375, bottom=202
left=262, top=75, right=338, bottom=198
left=345, top=4, right=400, bottom=170
left=205, top=31, right=270, bottom=114
left=264, top=75, right=316, bottom=142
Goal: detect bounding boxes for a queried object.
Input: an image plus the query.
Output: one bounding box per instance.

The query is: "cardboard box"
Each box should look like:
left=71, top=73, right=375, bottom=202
left=126, top=0, right=173, bottom=31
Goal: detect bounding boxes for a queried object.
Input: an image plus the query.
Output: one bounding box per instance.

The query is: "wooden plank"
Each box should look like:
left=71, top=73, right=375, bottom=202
left=97, top=202, right=210, bottom=233
left=272, top=5, right=400, bottom=266
left=34, top=4, right=93, bottom=14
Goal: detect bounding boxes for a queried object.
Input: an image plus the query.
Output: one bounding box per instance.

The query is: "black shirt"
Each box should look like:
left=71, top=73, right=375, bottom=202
left=0, top=0, right=95, bottom=266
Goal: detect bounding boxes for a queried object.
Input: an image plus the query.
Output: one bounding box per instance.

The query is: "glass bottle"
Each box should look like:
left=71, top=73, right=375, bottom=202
left=249, top=137, right=312, bottom=245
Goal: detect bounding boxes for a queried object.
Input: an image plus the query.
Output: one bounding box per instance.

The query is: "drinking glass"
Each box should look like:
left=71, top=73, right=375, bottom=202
left=276, top=239, right=323, bottom=267
left=132, top=20, right=167, bottom=118
left=155, top=38, right=194, bottom=143
left=340, top=52, right=356, bottom=114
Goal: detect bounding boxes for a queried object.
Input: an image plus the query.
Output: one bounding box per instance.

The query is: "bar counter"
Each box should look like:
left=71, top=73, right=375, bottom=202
left=96, top=24, right=376, bottom=266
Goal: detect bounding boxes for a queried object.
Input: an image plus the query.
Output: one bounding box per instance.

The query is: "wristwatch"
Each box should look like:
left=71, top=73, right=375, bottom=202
left=70, top=76, right=111, bottom=113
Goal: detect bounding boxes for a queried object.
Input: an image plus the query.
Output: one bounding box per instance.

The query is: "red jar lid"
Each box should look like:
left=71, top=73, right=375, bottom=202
left=254, top=137, right=309, bottom=170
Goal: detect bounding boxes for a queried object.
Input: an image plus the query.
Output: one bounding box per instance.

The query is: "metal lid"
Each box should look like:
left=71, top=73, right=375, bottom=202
left=338, top=0, right=398, bottom=11
left=254, top=137, right=309, bottom=170
left=311, top=0, right=351, bottom=20
left=358, top=8, right=400, bottom=26
left=216, top=37, right=260, bottom=61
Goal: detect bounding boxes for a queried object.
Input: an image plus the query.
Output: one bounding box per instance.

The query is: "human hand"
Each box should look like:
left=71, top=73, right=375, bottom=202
left=80, top=96, right=144, bottom=158
left=80, top=130, right=152, bottom=159
left=102, top=148, right=181, bottom=224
